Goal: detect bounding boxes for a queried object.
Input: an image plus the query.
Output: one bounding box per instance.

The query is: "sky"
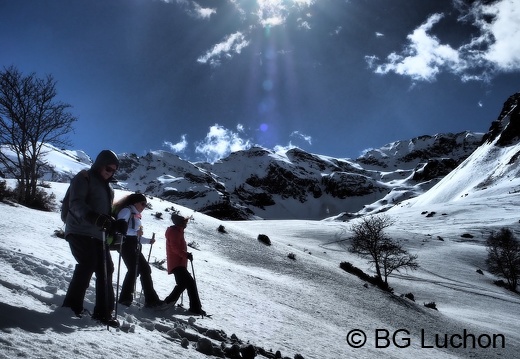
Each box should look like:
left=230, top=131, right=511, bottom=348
left=1, top=0, right=519, bottom=163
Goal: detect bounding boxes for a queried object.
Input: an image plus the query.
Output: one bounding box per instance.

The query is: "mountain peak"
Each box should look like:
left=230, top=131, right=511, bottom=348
left=483, top=92, right=520, bottom=146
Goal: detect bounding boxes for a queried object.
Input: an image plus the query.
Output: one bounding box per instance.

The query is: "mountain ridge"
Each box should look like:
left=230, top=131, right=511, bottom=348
left=28, top=131, right=484, bottom=220
left=7, top=92, right=520, bottom=220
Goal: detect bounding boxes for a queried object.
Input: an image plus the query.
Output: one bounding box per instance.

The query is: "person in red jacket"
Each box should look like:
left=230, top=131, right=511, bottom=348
left=164, top=213, right=205, bottom=315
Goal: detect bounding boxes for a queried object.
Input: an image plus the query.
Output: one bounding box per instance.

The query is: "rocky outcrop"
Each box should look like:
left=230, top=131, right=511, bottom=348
left=483, top=93, right=520, bottom=146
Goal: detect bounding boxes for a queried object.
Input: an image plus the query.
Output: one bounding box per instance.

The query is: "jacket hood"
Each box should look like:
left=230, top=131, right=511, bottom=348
left=92, top=150, right=119, bottom=172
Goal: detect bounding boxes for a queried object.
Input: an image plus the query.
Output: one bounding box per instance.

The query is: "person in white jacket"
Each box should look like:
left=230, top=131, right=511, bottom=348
left=113, top=193, right=163, bottom=308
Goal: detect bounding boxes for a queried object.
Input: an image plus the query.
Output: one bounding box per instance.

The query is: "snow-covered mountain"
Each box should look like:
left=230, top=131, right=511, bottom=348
left=21, top=131, right=482, bottom=221
left=406, top=92, right=520, bottom=207
left=113, top=131, right=484, bottom=220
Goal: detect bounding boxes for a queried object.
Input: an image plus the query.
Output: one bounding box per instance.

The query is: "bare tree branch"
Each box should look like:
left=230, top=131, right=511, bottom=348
left=0, top=66, right=77, bottom=208
left=349, top=214, right=419, bottom=285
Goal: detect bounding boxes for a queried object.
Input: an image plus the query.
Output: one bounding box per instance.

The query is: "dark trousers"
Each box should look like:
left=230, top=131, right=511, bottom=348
left=62, top=234, right=114, bottom=318
left=165, top=266, right=201, bottom=311
left=117, top=236, right=159, bottom=305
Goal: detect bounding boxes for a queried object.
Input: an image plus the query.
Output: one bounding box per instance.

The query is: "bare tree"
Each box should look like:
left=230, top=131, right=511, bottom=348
left=486, top=228, right=520, bottom=291
left=349, top=214, right=418, bottom=285
left=0, top=66, right=76, bottom=207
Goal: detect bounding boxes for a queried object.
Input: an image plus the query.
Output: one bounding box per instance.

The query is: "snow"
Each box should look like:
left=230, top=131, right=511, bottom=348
left=1, top=178, right=520, bottom=359
left=2, top=128, right=520, bottom=358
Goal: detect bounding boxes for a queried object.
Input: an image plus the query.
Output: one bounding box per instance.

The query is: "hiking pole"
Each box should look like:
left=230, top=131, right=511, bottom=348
left=190, top=259, right=197, bottom=286
left=102, top=230, right=110, bottom=331
left=138, top=233, right=154, bottom=308
left=134, top=228, right=143, bottom=307
left=189, top=258, right=205, bottom=317
left=114, top=234, right=124, bottom=319
left=190, top=258, right=200, bottom=302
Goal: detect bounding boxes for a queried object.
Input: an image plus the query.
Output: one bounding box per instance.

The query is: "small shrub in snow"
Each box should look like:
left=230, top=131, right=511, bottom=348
left=494, top=279, right=507, bottom=288
left=0, top=181, right=11, bottom=202
left=486, top=227, right=520, bottom=291
left=339, top=261, right=393, bottom=292
left=28, top=186, right=56, bottom=212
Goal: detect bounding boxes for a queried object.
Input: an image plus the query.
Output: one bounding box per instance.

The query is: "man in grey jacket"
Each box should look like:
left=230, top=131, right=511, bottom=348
left=62, top=150, right=128, bottom=327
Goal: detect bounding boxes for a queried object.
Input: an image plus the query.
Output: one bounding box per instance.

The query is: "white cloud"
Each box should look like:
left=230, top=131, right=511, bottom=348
left=271, top=131, right=312, bottom=154
left=164, top=124, right=313, bottom=162
left=274, top=142, right=298, bottom=153
left=191, top=0, right=316, bottom=66
left=298, top=20, right=312, bottom=30
left=256, top=0, right=287, bottom=27
left=166, top=0, right=215, bottom=19
left=293, top=0, right=314, bottom=6
left=195, top=124, right=252, bottom=163
left=370, top=13, right=461, bottom=82
left=197, top=32, right=250, bottom=67
left=291, top=131, right=312, bottom=145
left=367, top=0, right=520, bottom=82
left=255, top=0, right=316, bottom=28
left=163, top=135, right=188, bottom=153
left=193, top=3, right=216, bottom=19
left=463, top=0, right=520, bottom=72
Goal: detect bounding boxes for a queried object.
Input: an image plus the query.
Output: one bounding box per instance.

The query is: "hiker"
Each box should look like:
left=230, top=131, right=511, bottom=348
left=113, top=193, right=163, bottom=308
left=62, top=150, right=128, bottom=327
left=163, top=213, right=205, bottom=315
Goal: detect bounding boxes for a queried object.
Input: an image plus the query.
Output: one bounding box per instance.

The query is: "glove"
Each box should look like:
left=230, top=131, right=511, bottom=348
left=113, top=219, right=128, bottom=235
left=187, top=252, right=193, bottom=261
left=86, top=212, right=113, bottom=231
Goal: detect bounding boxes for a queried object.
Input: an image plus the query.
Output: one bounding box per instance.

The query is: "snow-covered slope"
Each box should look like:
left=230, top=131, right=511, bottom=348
left=1, top=180, right=520, bottom=359
left=402, top=93, right=520, bottom=207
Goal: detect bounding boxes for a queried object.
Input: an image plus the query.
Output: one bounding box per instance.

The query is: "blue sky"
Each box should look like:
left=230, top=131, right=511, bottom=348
left=1, top=0, right=519, bottom=163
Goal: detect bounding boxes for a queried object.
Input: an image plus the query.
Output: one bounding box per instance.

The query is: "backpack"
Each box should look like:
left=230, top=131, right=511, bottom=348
left=61, top=170, right=89, bottom=223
